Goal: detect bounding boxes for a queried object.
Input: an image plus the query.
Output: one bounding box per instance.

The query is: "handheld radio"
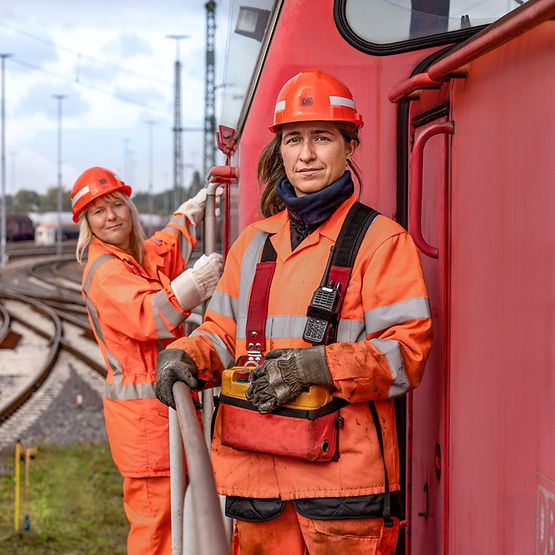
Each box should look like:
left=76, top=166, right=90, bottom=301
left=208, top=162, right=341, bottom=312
left=302, top=246, right=342, bottom=345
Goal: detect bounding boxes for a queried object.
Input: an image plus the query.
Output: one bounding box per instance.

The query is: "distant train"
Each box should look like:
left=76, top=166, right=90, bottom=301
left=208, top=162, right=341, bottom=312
left=30, top=212, right=79, bottom=245
left=5, top=214, right=35, bottom=241
left=30, top=211, right=169, bottom=246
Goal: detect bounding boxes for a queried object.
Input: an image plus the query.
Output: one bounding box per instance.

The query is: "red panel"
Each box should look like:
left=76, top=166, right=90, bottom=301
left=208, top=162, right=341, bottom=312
left=409, top=118, right=451, bottom=555
left=448, top=23, right=555, bottom=553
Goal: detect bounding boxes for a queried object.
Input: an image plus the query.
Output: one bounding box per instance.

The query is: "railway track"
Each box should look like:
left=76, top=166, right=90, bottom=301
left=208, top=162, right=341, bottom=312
left=0, top=254, right=107, bottom=452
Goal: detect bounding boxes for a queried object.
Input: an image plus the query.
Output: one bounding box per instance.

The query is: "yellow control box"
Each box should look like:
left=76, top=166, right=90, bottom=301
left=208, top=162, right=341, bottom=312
left=222, top=367, right=333, bottom=410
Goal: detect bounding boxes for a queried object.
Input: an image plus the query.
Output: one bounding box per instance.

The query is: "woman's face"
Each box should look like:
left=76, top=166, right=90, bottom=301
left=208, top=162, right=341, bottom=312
left=279, top=121, right=357, bottom=197
left=86, top=195, right=133, bottom=252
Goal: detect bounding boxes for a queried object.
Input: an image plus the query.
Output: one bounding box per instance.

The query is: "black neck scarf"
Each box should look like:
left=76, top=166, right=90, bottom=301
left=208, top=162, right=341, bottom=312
left=277, top=170, right=354, bottom=249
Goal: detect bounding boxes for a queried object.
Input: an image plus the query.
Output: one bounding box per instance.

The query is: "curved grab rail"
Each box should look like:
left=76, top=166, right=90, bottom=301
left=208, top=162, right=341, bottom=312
left=172, top=382, right=230, bottom=555
left=389, top=0, right=555, bottom=103
left=409, top=121, right=454, bottom=259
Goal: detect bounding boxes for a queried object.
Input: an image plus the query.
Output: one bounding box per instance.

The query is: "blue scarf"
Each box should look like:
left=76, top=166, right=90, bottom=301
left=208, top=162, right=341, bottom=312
left=276, top=170, right=354, bottom=226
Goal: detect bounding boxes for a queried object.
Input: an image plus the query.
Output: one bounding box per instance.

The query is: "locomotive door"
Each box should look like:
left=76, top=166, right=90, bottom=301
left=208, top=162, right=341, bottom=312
left=405, top=106, right=453, bottom=555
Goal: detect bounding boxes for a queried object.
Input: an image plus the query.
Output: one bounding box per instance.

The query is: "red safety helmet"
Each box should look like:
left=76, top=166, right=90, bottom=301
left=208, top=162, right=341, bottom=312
left=270, top=70, right=363, bottom=132
left=71, top=167, right=132, bottom=222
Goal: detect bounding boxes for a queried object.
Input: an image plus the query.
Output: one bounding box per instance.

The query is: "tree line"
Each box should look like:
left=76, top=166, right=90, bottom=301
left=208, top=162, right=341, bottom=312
left=7, top=171, right=203, bottom=216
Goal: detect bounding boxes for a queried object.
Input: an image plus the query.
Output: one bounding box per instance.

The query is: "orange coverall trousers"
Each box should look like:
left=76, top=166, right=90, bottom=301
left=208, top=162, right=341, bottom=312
left=123, top=476, right=172, bottom=555
left=232, top=501, right=399, bottom=555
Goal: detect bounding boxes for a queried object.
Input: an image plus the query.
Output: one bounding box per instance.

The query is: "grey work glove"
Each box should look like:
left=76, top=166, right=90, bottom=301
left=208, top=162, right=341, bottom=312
left=155, top=348, right=199, bottom=410
left=245, top=346, right=333, bottom=414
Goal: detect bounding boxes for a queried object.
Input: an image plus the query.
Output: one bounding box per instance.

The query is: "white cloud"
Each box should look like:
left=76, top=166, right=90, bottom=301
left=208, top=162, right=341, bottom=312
left=1, top=0, right=222, bottom=197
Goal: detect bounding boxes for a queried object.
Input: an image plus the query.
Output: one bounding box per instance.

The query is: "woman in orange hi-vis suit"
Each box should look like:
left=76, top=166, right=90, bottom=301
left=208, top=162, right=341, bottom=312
left=71, top=166, right=223, bottom=555
left=155, top=71, right=432, bottom=554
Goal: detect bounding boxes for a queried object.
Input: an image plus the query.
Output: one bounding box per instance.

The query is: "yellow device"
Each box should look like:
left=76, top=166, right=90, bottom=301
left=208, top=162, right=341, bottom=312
left=222, top=367, right=333, bottom=410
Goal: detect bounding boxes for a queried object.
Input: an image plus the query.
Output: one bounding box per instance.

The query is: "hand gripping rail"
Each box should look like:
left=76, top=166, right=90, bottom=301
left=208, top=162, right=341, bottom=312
left=170, top=383, right=229, bottom=554
left=170, top=166, right=236, bottom=554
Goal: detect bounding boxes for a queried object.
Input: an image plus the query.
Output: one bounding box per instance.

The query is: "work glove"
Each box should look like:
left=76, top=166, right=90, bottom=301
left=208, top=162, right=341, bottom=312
left=155, top=348, right=199, bottom=410
left=176, top=187, right=223, bottom=226
left=170, top=252, right=223, bottom=310
left=245, top=346, right=333, bottom=414
left=176, top=187, right=208, bottom=226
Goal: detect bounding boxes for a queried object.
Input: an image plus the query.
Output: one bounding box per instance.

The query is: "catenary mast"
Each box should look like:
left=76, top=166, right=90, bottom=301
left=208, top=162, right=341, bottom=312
left=204, top=1, right=216, bottom=178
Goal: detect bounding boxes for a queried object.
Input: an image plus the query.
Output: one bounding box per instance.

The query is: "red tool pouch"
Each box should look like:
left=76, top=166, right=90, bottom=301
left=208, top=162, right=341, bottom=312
left=220, top=395, right=344, bottom=462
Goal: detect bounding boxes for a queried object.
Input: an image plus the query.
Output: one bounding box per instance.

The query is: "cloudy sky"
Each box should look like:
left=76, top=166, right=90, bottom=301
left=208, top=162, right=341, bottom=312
left=2, top=0, right=237, bottom=198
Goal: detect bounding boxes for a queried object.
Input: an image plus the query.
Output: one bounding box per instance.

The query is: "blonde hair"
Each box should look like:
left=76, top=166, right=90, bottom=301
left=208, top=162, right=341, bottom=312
left=76, top=191, right=146, bottom=266
left=257, top=122, right=362, bottom=218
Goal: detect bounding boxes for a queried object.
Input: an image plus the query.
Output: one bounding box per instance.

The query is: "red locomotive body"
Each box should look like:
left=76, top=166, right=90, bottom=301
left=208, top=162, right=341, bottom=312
left=215, top=1, right=555, bottom=552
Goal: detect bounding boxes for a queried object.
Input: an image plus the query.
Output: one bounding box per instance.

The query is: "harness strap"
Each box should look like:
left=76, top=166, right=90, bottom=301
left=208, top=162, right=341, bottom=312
left=369, top=401, right=394, bottom=527
left=327, top=203, right=379, bottom=299
left=244, top=237, right=277, bottom=355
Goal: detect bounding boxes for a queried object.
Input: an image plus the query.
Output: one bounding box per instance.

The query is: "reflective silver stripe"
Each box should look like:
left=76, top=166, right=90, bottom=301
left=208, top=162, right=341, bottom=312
left=163, top=222, right=193, bottom=262
left=167, top=214, right=184, bottom=227
left=82, top=253, right=124, bottom=382
left=85, top=298, right=124, bottom=382
left=236, top=231, right=267, bottom=339
left=71, top=184, right=90, bottom=207
left=337, top=319, right=366, bottom=342
left=152, top=289, right=185, bottom=328
left=275, top=100, right=286, bottom=113
left=236, top=314, right=365, bottom=343
left=365, top=297, right=431, bottom=335
left=329, top=95, right=356, bottom=109
left=207, top=290, right=237, bottom=320
left=83, top=253, right=114, bottom=294
left=152, top=308, right=178, bottom=339
left=104, top=381, right=157, bottom=401
left=371, top=338, right=409, bottom=398
left=190, top=329, right=235, bottom=369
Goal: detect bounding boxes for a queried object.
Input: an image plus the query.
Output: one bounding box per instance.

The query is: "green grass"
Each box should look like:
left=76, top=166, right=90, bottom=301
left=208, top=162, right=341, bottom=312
left=0, top=443, right=128, bottom=554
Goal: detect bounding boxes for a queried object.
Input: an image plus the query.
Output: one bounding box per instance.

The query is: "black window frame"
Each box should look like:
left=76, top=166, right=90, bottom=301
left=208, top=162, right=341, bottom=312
left=334, top=0, right=489, bottom=56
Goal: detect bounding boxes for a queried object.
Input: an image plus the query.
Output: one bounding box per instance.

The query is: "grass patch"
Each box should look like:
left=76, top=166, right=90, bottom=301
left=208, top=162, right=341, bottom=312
left=0, top=443, right=127, bottom=554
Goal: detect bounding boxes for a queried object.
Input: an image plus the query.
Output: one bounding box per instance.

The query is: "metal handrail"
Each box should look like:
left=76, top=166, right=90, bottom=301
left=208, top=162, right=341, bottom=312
left=389, top=0, right=555, bottom=103
left=170, top=177, right=234, bottom=554
left=409, top=121, right=455, bottom=259
left=172, top=383, right=229, bottom=555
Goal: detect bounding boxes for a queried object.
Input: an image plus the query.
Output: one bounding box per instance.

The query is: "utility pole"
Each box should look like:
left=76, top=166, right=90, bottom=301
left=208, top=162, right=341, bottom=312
left=0, top=54, right=12, bottom=267
left=146, top=120, right=156, bottom=235
left=166, top=34, right=189, bottom=208
left=53, top=94, right=66, bottom=257
left=204, top=1, right=216, bottom=178
left=122, top=138, right=130, bottom=182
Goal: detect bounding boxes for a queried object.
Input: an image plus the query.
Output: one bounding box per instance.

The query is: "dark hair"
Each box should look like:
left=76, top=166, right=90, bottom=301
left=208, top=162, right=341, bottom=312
left=257, top=122, right=362, bottom=218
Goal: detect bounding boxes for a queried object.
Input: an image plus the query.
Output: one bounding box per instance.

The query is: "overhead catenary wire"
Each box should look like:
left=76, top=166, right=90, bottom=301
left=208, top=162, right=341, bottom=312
left=0, top=19, right=203, bottom=94
left=9, top=57, right=173, bottom=116
left=0, top=19, right=173, bottom=87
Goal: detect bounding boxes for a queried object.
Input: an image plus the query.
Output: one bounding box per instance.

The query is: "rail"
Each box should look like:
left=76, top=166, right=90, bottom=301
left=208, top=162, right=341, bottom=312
left=388, top=0, right=555, bottom=103
left=0, top=301, right=10, bottom=345
left=0, top=293, right=62, bottom=423
left=171, top=383, right=229, bottom=554
left=169, top=175, right=236, bottom=553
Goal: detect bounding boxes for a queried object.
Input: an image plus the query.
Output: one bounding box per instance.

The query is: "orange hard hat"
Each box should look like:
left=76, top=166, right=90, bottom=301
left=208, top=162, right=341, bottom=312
left=270, top=70, right=363, bottom=132
left=71, top=167, right=132, bottom=222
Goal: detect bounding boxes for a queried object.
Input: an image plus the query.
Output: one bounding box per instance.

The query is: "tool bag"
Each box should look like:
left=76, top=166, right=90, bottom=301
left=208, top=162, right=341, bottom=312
left=219, top=203, right=379, bottom=462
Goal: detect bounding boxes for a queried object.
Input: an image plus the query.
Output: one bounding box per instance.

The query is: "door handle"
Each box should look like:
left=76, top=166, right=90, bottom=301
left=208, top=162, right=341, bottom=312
left=409, top=121, right=454, bottom=259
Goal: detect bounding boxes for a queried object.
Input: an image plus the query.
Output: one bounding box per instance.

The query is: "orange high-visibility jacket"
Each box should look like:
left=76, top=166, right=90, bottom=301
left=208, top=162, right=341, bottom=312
left=169, top=195, right=432, bottom=499
left=82, top=213, right=196, bottom=477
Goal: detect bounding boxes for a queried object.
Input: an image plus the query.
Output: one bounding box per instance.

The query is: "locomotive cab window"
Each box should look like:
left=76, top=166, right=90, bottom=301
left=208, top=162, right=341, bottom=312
left=335, top=0, right=531, bottom=54
left=219, top=0, right=277, bottom=131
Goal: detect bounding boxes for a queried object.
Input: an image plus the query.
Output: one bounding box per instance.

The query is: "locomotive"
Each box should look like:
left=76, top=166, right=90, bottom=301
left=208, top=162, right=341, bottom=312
left=202, top=0, right=555, bottom=553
